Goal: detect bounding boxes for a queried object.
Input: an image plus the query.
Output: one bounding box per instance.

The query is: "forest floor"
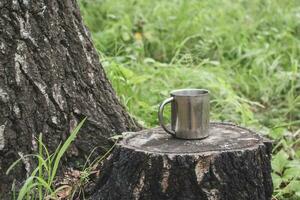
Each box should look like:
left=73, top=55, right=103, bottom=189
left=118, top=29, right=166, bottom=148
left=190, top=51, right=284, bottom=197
left=79, top=0, right=300, bottom=199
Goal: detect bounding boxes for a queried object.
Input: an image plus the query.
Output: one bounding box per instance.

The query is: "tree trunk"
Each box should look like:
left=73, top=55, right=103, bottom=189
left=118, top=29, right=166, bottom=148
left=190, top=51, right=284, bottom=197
left=0, top=0, right=140, bottom=198
left=91, top=123, right=273, bottom=200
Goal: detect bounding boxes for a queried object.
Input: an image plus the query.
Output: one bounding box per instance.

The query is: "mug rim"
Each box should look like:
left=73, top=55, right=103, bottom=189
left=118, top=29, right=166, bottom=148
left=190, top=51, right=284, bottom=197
left=170, top=88, right=209, bottom=97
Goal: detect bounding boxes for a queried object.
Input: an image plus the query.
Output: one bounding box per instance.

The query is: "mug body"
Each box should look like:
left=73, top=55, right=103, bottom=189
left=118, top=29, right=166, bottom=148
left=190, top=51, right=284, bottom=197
left=170, top=89, right=209, bottom=139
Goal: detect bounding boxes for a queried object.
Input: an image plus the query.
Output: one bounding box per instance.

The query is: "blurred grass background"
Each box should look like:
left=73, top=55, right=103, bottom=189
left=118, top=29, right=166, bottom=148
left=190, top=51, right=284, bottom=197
left=79, top=0, right=300, bottom=199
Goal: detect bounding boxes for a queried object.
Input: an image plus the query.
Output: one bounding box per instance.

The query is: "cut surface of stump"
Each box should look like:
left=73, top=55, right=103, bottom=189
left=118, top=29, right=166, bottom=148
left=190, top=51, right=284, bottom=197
left=91, top=122, right=273, bottom=200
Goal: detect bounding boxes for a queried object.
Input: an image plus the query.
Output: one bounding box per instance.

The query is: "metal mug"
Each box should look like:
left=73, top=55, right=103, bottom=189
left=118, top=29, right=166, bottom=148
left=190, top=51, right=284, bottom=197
left=158, top=89, right=210, bottom=139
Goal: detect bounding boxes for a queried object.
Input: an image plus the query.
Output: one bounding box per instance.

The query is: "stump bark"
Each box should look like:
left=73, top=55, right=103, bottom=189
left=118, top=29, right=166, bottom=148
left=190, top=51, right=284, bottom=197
left=91, top=122, right=273, bottom=200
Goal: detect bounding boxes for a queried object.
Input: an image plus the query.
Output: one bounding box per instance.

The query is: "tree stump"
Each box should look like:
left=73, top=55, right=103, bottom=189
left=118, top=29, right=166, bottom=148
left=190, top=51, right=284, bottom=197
left=91, top=122, right=273, bottom=200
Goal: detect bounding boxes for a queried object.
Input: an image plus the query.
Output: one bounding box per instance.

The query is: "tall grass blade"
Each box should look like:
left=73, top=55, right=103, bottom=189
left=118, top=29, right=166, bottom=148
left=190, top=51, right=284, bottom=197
left=17, top=176, right=35, bottom=200
left=38, top=133, right=43, bottom=199
left=50, top=117, right=87, bottom=183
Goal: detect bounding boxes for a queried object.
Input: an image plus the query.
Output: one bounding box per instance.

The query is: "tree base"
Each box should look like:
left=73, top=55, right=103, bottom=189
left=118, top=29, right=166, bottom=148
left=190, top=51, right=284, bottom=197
left=91, top=122, right=273, bottom=200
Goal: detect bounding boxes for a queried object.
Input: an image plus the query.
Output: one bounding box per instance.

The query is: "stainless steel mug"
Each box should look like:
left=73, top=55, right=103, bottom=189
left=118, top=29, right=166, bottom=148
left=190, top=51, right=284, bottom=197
left=158, top=89, right=210, bottom=139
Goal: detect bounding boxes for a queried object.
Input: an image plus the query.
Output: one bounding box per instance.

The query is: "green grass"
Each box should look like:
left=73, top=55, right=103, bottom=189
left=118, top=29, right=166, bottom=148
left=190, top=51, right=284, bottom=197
left=80, top=0, right=300, bottom=199
left=7, top=117, right=119, bottom=199
left=7, top=118, right=87, bottom=199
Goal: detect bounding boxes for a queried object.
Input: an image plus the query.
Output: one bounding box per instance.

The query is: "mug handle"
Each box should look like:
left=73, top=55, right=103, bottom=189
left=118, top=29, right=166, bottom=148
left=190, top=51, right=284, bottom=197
left=158, top=97, right=175, bottom=136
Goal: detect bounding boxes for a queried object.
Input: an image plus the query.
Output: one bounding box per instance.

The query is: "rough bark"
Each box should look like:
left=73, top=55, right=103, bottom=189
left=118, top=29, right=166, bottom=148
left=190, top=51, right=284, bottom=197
left=0, top=0, right=140, bottom=198
left=91, top=123, right=273, bottom=200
